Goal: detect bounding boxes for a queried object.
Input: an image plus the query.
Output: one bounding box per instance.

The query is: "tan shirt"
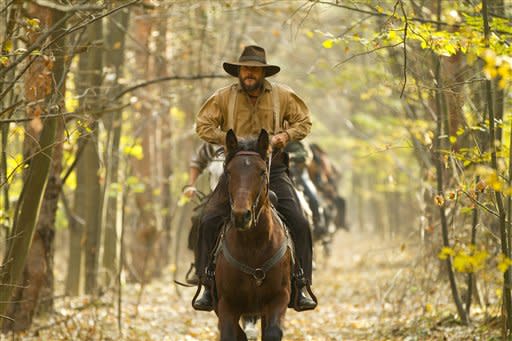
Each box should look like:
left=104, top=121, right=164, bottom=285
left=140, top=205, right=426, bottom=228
left=195, top=80, right=312, bottom=146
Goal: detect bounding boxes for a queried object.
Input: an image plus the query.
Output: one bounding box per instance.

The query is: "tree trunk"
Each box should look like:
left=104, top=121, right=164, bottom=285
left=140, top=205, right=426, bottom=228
left=83, top=20, right=103, bottom=295
left=482, top=0, right=512, bottom=334
left=102, top=5, right=130, bottom=287
left=0, top=107, right=57, bottom=330
left=155, top=14, right=172, bottom=268
left=1, top=4, right=67, bottom=331
left=128, top=9, right=159, bottom=283
left=65, top=19, right=103, bottom=296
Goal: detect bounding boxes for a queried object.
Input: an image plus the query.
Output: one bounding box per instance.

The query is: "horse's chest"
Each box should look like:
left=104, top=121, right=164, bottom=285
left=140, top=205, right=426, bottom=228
left=217, top=261, right=289, bottom=308
left=222, top=279, right=283, bottom=308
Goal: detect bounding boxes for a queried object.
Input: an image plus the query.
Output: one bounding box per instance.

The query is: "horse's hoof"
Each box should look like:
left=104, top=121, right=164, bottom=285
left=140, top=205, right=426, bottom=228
left=244, top=322, right=258, bottom=340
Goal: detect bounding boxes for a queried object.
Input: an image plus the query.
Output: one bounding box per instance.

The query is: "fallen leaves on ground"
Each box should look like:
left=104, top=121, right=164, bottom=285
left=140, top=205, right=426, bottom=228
left=4, top=231, right=502, bottom=340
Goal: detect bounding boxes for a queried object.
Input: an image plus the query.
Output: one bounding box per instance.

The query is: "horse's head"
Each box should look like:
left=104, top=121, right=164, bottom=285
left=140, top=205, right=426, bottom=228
left=225, top=129, right=270, bottom=231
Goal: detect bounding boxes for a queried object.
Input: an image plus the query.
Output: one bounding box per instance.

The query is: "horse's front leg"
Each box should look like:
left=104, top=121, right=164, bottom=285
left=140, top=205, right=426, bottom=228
left=261, top=296, right=288, bottom=341
left=217, top=299, right=247, bottom=341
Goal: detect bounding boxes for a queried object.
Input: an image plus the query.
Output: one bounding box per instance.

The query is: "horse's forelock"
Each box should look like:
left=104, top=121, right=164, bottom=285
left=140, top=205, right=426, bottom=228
left=225, top=136, right=261, bottom=164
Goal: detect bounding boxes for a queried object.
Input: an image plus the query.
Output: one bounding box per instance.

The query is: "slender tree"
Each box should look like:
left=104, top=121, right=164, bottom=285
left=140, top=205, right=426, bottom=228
left=102, top=5, right=130, bottom=286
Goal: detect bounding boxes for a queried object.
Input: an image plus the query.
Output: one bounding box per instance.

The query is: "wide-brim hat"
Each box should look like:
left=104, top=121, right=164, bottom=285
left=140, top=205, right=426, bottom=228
left=223, top=45, right=280, bottom=77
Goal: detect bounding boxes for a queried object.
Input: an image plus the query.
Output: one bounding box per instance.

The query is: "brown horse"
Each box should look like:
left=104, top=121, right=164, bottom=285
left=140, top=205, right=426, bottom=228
left=214, top=129, right=292, bottom=341
left=308, top=143, right=347, bottom=230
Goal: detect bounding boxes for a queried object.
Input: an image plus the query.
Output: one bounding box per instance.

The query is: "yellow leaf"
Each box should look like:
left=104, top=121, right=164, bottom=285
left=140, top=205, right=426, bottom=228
left=305, top=30, right=314, bottom=39
left=476, top=179, right=487, bottom=192
left=26, top=18, right=40, bottom=31
left=438, top=247, right=454, bottom=260
left=484, top=64, right=497, bottom=79
left=498, top=261, right=509, bottom=273
left=0, top=56, right=8, bottom=66
left=425, top=303, right=433, bottom=313
left=467, top=52, right=477, bottom=65
left=483, top=49, right=496, bottom=66
left=178, top=194, right=190, bottom=207
left=322, top=39, right=333, bottom=49
left=434, top=194, right=444, bottom=206
left=497, top=254, right=512, bottom=273
left=4, top=40, right=13, bottom=53
left=124, top=144, right=144, bottom=160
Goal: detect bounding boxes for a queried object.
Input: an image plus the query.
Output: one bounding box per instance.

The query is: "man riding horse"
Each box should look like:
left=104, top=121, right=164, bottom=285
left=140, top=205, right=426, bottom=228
left=183, top=142, right=225, bottom=285
left=192, top=45, right=317, bottom=312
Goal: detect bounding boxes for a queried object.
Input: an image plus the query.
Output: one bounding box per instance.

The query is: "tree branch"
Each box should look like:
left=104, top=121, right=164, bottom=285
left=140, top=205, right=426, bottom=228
left=334, top=42, right=403, bottom=68
left=399, top=0, right=408, bottom=98
left=113, top=74, right=229, bottom=101
left=30, top=0, right=105, bottom=12
left=0, top=0, right=16, bottom=16
left=0, top=0, right=141, bottom=80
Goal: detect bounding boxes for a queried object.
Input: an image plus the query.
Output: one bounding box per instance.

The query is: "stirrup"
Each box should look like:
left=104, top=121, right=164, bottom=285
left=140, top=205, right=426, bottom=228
left=185, top=263, right=199, bottom=285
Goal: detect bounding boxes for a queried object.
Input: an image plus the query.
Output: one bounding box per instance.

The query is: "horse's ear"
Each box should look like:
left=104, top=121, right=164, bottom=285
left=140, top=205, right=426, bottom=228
left=257, top=129, right=270, bottom=159
left=225, top=129, right=238, bottom=153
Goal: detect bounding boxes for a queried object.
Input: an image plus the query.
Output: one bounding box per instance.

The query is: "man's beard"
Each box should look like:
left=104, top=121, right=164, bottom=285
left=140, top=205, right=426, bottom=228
left=239, top=75, right=263, bottom=92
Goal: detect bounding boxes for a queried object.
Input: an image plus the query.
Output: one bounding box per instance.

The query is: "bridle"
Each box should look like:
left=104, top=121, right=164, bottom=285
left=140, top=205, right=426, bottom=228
left=226, top=150, right=270, bottom=229
left=219, top=149, right=291, bottom=287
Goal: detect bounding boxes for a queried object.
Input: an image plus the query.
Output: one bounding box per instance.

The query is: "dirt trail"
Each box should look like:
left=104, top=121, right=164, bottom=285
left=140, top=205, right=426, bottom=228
left=123, top=231, right=416, bottom=340
left=26, top=230, right=494, bottom=340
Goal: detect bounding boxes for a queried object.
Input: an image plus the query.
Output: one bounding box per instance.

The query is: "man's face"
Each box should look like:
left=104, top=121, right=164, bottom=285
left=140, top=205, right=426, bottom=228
left=239, top=66, right=264, bottom=92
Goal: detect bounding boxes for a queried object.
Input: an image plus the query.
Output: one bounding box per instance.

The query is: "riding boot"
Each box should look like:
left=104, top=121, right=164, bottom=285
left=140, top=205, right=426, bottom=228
left=295, top=287, right=317, bottom=311
left=192, top=265, right=215, bottom=312
left=192, top=285, right=213, bottom=311
left=289, top=268, right=317, bottom=311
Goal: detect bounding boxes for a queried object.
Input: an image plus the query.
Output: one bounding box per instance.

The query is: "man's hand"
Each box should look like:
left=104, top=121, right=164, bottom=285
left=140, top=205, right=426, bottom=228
left=183, top=185, right=197, bottom=199
left=271, top=132, right=289, bottom=149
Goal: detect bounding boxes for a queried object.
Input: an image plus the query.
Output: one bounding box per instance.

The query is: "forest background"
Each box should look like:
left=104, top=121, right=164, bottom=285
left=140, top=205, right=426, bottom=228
left=0, top=0, right=511, bottom=339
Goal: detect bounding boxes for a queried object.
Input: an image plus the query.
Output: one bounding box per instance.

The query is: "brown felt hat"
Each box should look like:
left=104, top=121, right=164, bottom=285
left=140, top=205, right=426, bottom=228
left=223, top=45, right=280, bottom=77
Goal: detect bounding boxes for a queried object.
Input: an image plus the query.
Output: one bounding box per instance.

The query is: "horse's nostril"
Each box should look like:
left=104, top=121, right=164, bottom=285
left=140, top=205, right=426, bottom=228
left=244, top=210, right=252, bottom=221
left=232, top=209, right=253, bottom=228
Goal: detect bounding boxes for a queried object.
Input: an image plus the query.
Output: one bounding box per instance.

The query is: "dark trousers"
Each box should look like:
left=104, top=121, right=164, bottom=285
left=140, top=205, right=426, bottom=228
left=195, top=154, right=314, bottom=284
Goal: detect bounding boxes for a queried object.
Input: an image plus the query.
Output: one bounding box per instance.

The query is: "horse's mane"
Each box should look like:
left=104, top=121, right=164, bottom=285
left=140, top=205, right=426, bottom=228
left=309, top=143, right=326, bottom=154
left=309, top=143, right=340, bottom=179
left=309, top=143, right=323, bottom=164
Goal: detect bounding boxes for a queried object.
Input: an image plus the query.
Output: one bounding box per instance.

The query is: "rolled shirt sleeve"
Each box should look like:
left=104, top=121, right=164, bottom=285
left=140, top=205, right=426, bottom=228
left=189, top=142, right=214, bottom=172
left=281, top=88, right=312, bottom=141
